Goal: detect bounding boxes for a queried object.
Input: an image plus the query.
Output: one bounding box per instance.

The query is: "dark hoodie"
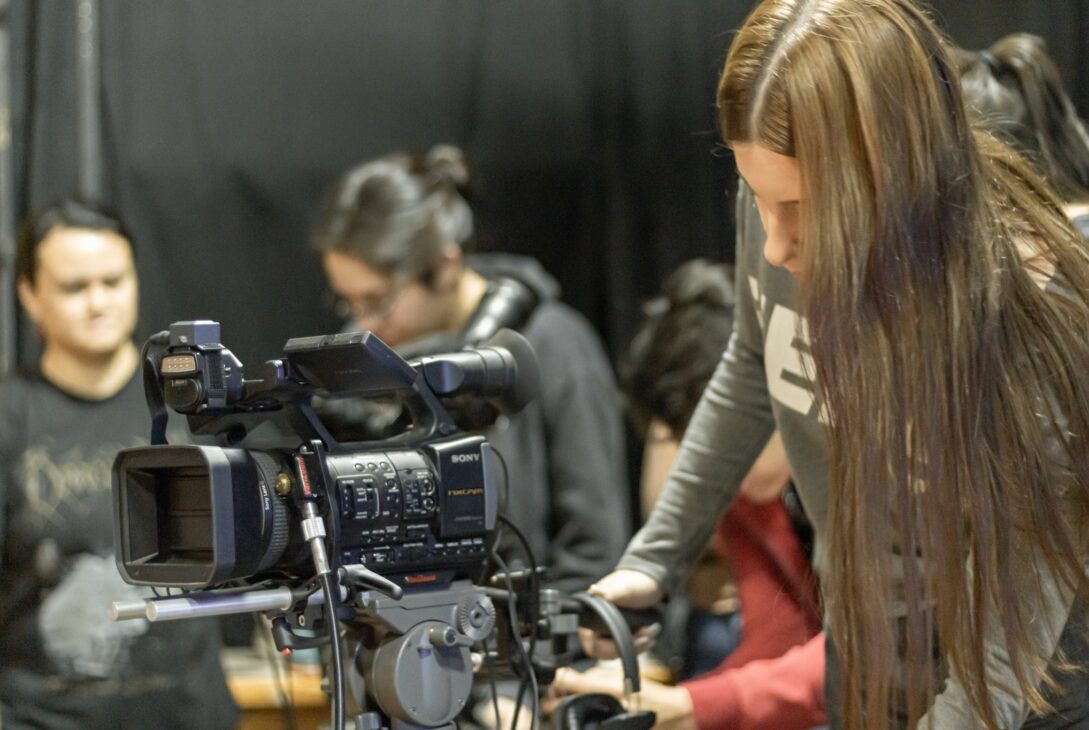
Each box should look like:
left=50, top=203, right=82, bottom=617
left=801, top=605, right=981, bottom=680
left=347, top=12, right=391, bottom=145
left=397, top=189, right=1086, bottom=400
left=462, top=254, right=630, bottom=592
left=325, top=254, right=629, bottom=591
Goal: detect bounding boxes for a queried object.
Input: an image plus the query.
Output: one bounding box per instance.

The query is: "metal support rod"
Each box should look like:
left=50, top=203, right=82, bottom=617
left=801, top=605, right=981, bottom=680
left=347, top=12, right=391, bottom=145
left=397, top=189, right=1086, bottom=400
left=75, top=0, right=102, bottom=201
left=110, top=585, right=337, bottom=623
left=0, top=0, right=16, bottom=375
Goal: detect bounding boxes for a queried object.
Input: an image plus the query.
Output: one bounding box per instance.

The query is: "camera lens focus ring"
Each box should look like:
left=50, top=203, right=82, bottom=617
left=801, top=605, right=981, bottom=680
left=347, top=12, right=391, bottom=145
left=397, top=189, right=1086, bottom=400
left=251, top=452, right=291, bottom=574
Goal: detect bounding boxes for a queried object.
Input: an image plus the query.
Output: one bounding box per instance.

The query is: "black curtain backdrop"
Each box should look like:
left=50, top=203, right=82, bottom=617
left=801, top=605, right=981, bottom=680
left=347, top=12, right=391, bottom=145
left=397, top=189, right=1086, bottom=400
left=11, top=0, right=1089, bottom=371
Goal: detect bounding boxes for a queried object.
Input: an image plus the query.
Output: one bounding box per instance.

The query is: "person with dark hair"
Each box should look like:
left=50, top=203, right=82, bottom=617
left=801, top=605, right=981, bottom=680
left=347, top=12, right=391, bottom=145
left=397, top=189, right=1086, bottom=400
left=551, top=258, right=825, bottom=730
left=956, top=33, right=1089, bottom=237
left=620, top=258, right=819, bottom=677
left=619, top=260, right=749, bottom=680
left=0, top=198, right=237, bottom=729
left=620, top=258, right=738, bottom=439
left=584, top=1, right=1089, bottom=728
left=312, top=145, right=630, bottom=594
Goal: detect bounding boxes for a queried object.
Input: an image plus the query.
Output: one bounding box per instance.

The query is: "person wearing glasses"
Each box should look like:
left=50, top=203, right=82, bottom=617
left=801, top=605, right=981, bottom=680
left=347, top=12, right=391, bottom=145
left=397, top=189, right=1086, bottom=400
left=311, top=145, right=630, bottom=596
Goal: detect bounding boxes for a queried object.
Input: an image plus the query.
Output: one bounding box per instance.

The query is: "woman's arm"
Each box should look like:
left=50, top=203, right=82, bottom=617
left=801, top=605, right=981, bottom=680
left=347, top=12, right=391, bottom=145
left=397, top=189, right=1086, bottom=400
left=641, top=426, right=790, bottom=517
left=615, top=185, right=779, bottom=598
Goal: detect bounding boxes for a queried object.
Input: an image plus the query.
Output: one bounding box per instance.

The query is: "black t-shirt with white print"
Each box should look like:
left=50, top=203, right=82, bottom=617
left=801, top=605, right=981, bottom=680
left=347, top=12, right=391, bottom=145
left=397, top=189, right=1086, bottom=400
left=0, top=368, right=237, bottom=730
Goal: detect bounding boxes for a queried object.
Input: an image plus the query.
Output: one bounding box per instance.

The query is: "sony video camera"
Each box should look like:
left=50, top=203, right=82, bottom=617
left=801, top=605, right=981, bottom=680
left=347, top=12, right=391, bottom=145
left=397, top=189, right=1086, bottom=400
left=111, top=320, right=655, bottom=730
left=113, top=320, right=537, bottom=592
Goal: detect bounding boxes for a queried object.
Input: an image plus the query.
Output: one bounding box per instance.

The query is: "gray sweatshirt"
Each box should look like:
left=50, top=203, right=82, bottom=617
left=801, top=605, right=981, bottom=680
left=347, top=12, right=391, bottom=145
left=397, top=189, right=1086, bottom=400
left=617, top=185, right=1087, bottom=728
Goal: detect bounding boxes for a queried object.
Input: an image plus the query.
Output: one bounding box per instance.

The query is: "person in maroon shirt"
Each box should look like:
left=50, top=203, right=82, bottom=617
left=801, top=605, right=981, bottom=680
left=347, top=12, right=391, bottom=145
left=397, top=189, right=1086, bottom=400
left=550, top=259, right=825, bottom=730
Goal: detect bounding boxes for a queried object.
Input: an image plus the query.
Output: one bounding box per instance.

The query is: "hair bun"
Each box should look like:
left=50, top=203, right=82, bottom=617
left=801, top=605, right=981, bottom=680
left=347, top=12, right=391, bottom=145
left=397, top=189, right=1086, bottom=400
left=425, top=144, right=471, bottom=187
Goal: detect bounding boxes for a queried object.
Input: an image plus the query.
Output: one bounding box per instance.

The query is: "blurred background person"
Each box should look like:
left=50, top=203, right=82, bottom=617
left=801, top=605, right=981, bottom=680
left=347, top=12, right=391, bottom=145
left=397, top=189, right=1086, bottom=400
left=618, top=258, right=817, bottom=681
left=311, top=144, right=631, bottom=594
left=0, top=199, right=237, bottom=729
left=551, top=258, right=824, bottom=730
left=619, top=258, right=746, bottom=681
left=956, top=33, right=1089, bottom=236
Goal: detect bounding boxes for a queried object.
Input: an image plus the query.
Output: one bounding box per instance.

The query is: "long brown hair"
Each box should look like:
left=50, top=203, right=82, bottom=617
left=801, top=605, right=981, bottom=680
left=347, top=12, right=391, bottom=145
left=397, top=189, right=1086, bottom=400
left=719, top=0, right=1089, bottom=726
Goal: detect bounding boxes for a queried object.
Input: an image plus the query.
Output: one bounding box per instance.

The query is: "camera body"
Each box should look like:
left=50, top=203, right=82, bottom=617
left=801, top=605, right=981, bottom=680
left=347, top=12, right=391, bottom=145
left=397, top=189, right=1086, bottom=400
left=113, top=320, right=532, bottom=592
left=114, top=437, right=495, bottom=590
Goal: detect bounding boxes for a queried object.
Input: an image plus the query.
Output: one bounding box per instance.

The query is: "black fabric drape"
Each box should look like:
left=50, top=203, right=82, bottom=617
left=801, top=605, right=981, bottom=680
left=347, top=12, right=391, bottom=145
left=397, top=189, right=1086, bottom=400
left=11, top=0, right=1089, bottom=370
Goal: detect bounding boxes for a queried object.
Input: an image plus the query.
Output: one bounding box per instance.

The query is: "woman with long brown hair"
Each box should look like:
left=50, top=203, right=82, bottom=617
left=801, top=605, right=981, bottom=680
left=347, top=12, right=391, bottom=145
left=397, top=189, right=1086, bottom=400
left=582, top=0, right=1089, bottom=727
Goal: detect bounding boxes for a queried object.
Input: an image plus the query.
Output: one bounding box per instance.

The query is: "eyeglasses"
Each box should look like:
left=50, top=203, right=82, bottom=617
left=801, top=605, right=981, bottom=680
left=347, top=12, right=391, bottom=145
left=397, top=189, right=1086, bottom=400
left=324, top=275, right=408, bottom=322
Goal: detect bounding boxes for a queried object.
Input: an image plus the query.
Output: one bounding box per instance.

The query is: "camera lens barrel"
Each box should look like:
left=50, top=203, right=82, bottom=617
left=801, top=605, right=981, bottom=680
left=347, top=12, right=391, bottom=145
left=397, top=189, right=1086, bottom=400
left=113, top=445, right=300, bottom=588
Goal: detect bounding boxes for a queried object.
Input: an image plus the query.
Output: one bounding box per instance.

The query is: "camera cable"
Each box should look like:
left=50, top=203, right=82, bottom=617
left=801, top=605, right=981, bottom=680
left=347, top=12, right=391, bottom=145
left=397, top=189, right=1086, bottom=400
left=495, top=513, right=541, bottom=658
left=296, top=481, right=345, bottom=730
left=317, top=570, right=345, bottom=730
left=494, top=512, right=541, bottom=730
left=491, top=550, right=540, bottom=730
left=482, top=635, right=503, bottom=730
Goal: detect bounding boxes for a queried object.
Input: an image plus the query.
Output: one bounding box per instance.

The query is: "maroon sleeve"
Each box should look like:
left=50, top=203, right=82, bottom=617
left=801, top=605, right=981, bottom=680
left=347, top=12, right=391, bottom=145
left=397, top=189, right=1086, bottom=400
left=715, top=495, right=822, bottom=669
left=682, top=633, right=826, bottom=730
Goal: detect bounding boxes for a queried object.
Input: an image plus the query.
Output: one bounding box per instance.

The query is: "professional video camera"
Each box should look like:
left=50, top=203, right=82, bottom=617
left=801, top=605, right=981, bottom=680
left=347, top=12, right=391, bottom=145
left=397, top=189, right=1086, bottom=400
left=109, top=321, right=655, bottom=730
left=112, top=319, right=534, bottom=588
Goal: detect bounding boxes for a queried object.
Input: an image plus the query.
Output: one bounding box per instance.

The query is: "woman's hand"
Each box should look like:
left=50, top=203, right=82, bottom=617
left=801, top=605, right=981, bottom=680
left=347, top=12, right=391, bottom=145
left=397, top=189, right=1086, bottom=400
left=548, top=665, right=697, bottom=730
left=580, top=570, right=664, bottom=659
